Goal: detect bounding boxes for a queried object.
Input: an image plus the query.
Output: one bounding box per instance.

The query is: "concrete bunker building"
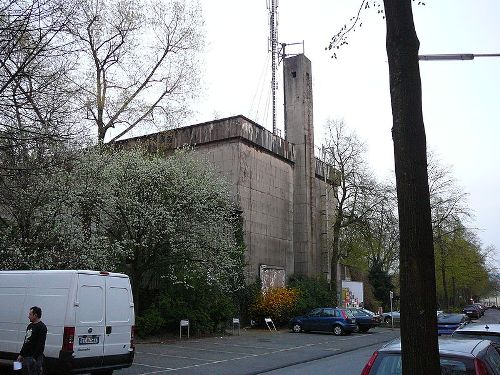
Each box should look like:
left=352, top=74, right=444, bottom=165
left=120, top=54, right=338, bottom=287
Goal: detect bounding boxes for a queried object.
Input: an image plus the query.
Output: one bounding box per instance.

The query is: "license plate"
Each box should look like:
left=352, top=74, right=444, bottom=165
left=79, top=335, right=99, bottom=345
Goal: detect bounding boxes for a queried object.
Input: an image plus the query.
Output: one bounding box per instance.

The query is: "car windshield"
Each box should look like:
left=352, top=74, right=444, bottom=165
left=371, top=354, right=474, bottom=375
left=453, top=331, right=500, bottom=344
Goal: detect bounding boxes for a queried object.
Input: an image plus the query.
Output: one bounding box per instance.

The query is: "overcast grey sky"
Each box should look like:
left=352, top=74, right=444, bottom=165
left=189, top=0, right=500, bottom=266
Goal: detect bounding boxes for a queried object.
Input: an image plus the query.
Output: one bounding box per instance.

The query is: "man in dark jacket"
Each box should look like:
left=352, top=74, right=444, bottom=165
left=17, top=306, right=47, bottom=375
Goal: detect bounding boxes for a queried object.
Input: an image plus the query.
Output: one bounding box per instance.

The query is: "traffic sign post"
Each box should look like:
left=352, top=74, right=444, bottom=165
left=389, top=291, right=394, bottom=330
left=232, top=318, right=240, bottom=336
left=180, top=319, right=190, bottom=339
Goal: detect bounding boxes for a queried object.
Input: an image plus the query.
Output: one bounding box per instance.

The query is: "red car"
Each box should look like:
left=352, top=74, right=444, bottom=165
left=361, top=338, right=500, bottom=375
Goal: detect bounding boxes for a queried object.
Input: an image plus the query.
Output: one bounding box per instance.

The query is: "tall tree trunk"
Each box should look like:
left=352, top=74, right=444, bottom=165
left=330, top=219, right=342, bottom=302
left=439, top=244, right=449, bottom=311
left=451, top=276, right=456, bottom=308
left=383, top=1, right=440, bottom=374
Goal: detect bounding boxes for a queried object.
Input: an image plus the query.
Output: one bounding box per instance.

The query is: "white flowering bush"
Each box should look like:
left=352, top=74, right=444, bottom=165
left=0, top=147, right=245, bottom=304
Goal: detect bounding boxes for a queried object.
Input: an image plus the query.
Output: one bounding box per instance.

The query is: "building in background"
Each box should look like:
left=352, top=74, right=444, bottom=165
left=119, top=54, right=338, bottom=287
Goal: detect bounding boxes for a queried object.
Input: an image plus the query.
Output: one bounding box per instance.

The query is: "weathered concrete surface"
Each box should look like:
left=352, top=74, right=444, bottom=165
left=284, top=54, right=319, bottom=278
left=119, top=116, right=294, bottom=163
left=118, top=55, right=338, bottom=283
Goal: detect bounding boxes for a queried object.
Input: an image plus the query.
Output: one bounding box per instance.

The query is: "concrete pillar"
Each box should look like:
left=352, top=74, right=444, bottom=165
left=283, top=54, right=317, bottom=277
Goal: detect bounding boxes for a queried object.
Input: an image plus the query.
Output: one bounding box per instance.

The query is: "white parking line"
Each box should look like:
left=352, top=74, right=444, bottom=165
left=135, top=342, right=342, bottom=375
left=159, top=344, right=252, bottom=355
left=136, top=351, right=213, bottom=361
left=133, top=363, right=175, bottom=370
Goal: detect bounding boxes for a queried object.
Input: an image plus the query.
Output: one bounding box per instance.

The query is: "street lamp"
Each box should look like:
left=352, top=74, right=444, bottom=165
left=419, top=53, right=500, bottom=61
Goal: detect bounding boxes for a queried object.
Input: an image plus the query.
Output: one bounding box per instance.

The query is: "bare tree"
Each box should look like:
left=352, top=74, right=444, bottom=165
left=359, top=186, right=400, bottom=272
left=66, top=0, right=204, bottom=142
left=323, top=119, right=384, bottom=291
left=0, top=0, right=82, bottom=247
left=0, top=0, right=77, bottom=145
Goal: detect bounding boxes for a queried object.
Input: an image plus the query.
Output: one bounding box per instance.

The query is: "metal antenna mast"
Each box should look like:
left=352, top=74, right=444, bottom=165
left=267, top=0, right=279, bottom=135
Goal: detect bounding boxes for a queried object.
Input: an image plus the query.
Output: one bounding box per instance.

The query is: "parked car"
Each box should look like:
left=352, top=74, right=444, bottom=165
left=362, top=308, right=383, bottom=325
left=437, top=313, right=470, bottom=335
left=453, top=323, right=500, bottom=344
left=473, top=303, right=487, bottom=314
left=288, top=307, right=357, bottom=336
left=463, top=305, right=482, bottom=319
left=345, top=308, right=381, bottom=333
left=382, top=311, right=400, bottom=324
left=360, top=338, right=500, bottom=375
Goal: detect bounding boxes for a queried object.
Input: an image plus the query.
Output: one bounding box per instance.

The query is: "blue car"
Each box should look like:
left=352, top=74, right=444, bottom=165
left=345, top=308, right=381, bottom=333
left=437, top=313, right=470, bottom=335
left=288, top=307, right=357, bottom=336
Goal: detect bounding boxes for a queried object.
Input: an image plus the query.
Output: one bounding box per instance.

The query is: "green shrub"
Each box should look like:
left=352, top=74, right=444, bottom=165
left=136, top=278, right=238, bottom=336
left=136, top=307, right=165, bottom=337
left=288, top=275, right=337, bottom=314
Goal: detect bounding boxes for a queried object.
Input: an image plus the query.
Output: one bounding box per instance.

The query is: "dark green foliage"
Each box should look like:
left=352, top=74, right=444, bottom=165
left=368, top=260, right=394, bottom=311
left=136, top=278, right=237, bottom=336
left=288, top=275, right=337, bottom=314
left=136, top=307, right=165, bottom=337
left=234, top=279, right=262, bottom=325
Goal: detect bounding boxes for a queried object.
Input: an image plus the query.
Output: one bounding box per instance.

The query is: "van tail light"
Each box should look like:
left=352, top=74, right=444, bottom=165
left=62, top=326, right=75, bottom=352
left=360, top=351, right=379, bottom=375
left=130, top=325, right=135, bottom=349
left=474, top=358, right=489, bottom=375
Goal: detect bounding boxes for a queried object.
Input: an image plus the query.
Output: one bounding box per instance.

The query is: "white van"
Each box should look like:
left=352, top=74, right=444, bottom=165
left=0, top=270, right=135, bottom=374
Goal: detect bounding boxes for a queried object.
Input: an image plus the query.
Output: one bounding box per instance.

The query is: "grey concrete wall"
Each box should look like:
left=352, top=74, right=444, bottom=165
left=118, top=116, right=294, bottom=163
left=193, top=140, right=295, bottom=281
left=314, top=176, right=337, bottom=281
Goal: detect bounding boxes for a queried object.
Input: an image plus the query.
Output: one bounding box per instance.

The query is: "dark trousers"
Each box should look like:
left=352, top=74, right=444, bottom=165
left=22, top=356, right=43, bottom=375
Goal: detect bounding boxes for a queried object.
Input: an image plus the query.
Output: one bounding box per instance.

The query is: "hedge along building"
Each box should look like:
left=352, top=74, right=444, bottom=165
left=118, top=54, right=338, bottom=288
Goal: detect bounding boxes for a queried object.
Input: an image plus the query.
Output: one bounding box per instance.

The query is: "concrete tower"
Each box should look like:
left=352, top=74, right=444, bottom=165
left=283, top=54, right=318, bottom=277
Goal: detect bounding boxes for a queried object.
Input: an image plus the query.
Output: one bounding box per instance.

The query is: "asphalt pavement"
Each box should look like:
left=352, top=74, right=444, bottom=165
left=120, top=326, right=400, bottom=375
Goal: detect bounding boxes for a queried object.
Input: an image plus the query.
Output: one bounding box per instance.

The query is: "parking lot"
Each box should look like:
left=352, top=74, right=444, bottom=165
left=119, top=327, right=400, bottom=375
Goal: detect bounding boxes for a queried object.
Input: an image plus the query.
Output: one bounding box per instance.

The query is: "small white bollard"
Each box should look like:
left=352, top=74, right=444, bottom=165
left=180, top=319, right=190, bottom=339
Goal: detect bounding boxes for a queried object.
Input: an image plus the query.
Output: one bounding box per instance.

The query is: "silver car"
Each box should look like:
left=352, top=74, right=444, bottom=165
left=453, top=323, right=500, bottom=344
left=382, top=311, right=400, bottom=324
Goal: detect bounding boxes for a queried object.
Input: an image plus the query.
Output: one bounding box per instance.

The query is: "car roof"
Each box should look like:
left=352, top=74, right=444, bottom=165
left=455, top=323, right=500, bottom=334
left=311, top=307, right=344, bottom=310
left=437, top=313, right=467, bottom=323
left=380, top=338, right=491, bottom=357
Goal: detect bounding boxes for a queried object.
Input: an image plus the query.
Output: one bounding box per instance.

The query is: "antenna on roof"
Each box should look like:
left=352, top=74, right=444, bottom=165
left=266, top=2, right=304, bottom=138
left=267, top=0, right=279, bottom=135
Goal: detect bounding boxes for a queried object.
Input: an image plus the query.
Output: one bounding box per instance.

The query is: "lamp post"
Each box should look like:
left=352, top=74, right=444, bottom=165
left=419, top=53, right=500, bottom=61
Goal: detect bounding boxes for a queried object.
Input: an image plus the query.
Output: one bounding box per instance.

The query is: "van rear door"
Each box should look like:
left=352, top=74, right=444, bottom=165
left=103, top=275, right=133, bottom=366
left=75, top=274, right=105, bottom=366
